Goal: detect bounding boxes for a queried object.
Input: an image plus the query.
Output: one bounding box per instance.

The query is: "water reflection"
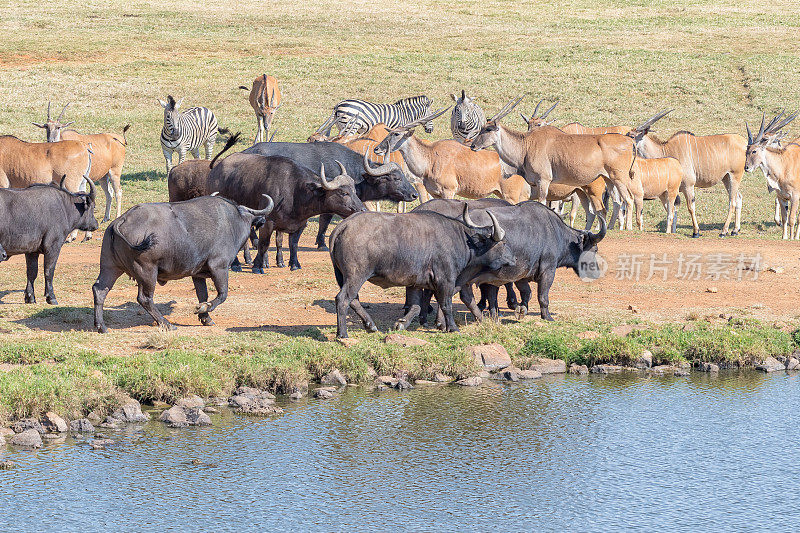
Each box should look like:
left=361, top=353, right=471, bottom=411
left=1, top=372, right=798, bottom=531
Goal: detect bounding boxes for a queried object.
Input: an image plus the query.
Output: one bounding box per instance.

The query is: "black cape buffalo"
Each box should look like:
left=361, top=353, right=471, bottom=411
left=92, top=194, right=273, bottom=333
left=207, top=152, right=366, bottom=272
left=329, top=203, right=515, bottom=337
left=420, top=199, right=607, bottom=321
left=0, top=177, right=98, bottom=305
left=241, top=141, right=419, bottom=249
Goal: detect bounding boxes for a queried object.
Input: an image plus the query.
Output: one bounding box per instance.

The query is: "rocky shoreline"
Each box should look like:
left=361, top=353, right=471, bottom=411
left=2, top=333, right=799, bottom=459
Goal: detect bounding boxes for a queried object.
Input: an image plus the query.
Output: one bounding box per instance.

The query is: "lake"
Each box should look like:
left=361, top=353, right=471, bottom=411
left=1, top=371, right=799, bottom=532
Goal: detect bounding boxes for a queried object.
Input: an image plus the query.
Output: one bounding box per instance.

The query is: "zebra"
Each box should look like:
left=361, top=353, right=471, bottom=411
left=327, top=95, right=434, bottom=136
left=158, top=95, right=223, bottom=173
left=450, top=89, right=485, bottom=144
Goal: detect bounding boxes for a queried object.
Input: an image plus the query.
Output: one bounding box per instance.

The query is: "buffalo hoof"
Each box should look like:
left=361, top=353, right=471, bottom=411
left=289, top=264, right=301, bottom=271
left=317, top=244, right=329, bottom=252
left=446, top=325, right=460, bottom=333
left=96, top=325, right=108, bottom=334
left=195, top=302, right=211, bottom=314
left=159, top=322, right=177, bottom=331
left=514, top=306, right=528, bottom=320
left=24, top=294, right=35, bottom=304
left=230, top=263, right=242, bottom=272
left=275, top=261, right=285, bottom=268
left=46, top=296, right=58, bottom=306
left=252, top=267, right=266, bottom=275
left=691, top=232, right=701, bottom=238
left=393, top=319, right=407, bottom=331
left=366, top=323, right=378, bottom=333
left=541, top=313, right=554, bottom=322
left=200, top=316, right=215, bottom=326
left=101, top=217, right=111, bottom=224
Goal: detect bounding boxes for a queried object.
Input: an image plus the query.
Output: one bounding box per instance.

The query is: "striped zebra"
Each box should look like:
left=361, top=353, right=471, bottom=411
left=158, top=95, right=223, bottom=173
left=450, top=90, right=485, bottom=144
left=328, top=95, right=433, bottom=136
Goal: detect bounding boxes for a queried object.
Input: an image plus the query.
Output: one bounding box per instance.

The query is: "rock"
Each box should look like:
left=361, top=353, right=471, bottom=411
left=314, top=388, right=334, bottom=399
left=289, top=391, right=304, bottom=400
left=69, top=418, right=95, bottom=433
left=517, top=369, right=543, bottom=379
left=0, top=460, right=14, bottom=470
left=175, top=394, right=205, bottom=409
left=650, top=365, right=688, bottom=376
left=99, top=418, right=120, bottom=429
left=0, top=434, right=4, bottom=446
left=185, top=408, right=211, bottom=426
left=206, top=397, right=229, bottom=406
left=578, top=331, right=601, bottom=340
left=528, top=357, right=567, bottom=374
left=42, top=433, right=63, bottom=441
left=673, top=368, right=690, bottom=376
left=366, top=367, right=378, bottom=379
left=320, top=369, right=347, bottom=387
left=384, top=334, right=429, bottom=347
left=87, top=411, right=102, bottom=424
left=229, top=391, right=283, bottom=415
left=756, top=356, right=785, bottom=373
left=9, top=429, right=42, bottom=448
left=393, top=379, right=414, bottom=390
left=787, top=357, right=800, bottom=371
left=636, top=350, right=653, bottom=369
left=628, top=305, right=639, bottom=313
left=569, top=364, right=589, bottom=375
left=768, top=266, right=785, bottom=274
left=491, top=368, right=519, bottom=382
left=696, top=362, right=720, bottom=372
left=468, top=343, right=512, bottom=371
left=706, top=286, right=718, bottom=294
left=0, top=427, right=13, bottom=438
left=11, top=418, right=44, bottom=434
left=376, top=375, right=399, bottom=387
left=591, top=364, right=624, bottom=374
left=477, top=370, right=491, bottom=379
left=111, top=399, right=149, bottom=423
left=455, top=376, right=483, bottom=387
left=203, top=406, right=218, bottom=413
left=433, top=373, right=454, bottom=383
left=159, top=406, right=189, bottom=428
left=414, top=379, right=437, bottom=386
left=336, top=337, right=359, bottom=348
left=41, top=412, right=68, bottom=433
left=610, top=325, right=634, bottom=337
left=233, top=386, right=275, bottom=399
left=373, top=381, right=388, bottom=391
left=90, top=438, right=114, bottom=450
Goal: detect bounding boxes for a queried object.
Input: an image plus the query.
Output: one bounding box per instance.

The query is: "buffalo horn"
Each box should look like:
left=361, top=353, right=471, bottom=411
left=487, top=211, right=505, bottom=242
left=587, top=215, right=607, bottom=246
left=240, top=194, right=274, bottom=217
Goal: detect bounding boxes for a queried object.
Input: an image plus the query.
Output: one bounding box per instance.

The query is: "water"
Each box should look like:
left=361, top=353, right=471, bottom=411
left=1, top=371, right=799, bottom=532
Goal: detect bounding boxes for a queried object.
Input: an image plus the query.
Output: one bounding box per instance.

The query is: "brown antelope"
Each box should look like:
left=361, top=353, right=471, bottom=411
left=239, top=75, right=281, bottom=143
left=374, top=108, right=532, bottom=205
left=470, top=97, right=638, bottom=229
left=627, top=156, right=683, bottom=232
left=34, top=102, right=129, bottom=222
left=0, top=136, right=91, bottom=192
left=745, top=112, right=800, bottom=239
left=626, top=110, right=747, bottom=237
left=519, top=100, right=630, bottom=135
left=530, top=177, right=608, bottom=230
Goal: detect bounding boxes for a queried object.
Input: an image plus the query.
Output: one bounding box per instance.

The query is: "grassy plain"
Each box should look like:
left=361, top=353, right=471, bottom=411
left=1, top=0, right=799, bottom=421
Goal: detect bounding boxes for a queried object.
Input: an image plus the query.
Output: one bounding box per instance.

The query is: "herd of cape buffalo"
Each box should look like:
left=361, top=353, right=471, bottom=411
left=6, top=82, right=793, bottom=338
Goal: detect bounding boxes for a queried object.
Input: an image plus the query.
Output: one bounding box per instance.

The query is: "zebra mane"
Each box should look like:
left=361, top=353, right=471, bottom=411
left=166, top=95, right=177, bottom=110
left=394, top=95, right=430, bottom=107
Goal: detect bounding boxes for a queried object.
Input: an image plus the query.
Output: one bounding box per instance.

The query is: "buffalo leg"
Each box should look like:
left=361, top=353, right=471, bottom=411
left=349, top=297, right=378, bottom=333
left=92, top=265, right=123, bottom=333
left=435, top=284, right=458, bottom=332
left=274, top=231, right=286, bottom=268
left=136, top=273, right=174, bottom=330
left=42, top=244, right=62, bottom=305
left=477, top=284, right=488, bottom=312
left=505, top=282, right=519, bottom=310
left=288, top=224, right=306, bottom=271
left=335, top=278, right=367, bottom=338
left=192, top=277, right=214, bottom=326
left=535, top=270, right=556, bottom=321
left=395, top=288, right=422, bottom=330
left=483, top=285, right=500, bottom=322
left=419, top=289, right=435, bottom=326
left=316, top=213, right=334, bottom=250
left=24, top=252, right=39, bottom=304
left=515, top=280, right=532, bottom=319
left=458, top=285, right=483, bottom=322
left=253, top=221, right=274, bottom=274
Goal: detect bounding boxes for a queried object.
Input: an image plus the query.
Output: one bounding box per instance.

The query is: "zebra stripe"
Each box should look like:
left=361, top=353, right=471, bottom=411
left=160, top=106, right=219, bottom=154
left=332, top=95, right=432, bottom=134
left=450, top=94, right=485, bottom=143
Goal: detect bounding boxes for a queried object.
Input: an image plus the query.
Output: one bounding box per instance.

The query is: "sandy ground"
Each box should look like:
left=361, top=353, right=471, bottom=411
left=0, top=225, right=797, bottom=339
